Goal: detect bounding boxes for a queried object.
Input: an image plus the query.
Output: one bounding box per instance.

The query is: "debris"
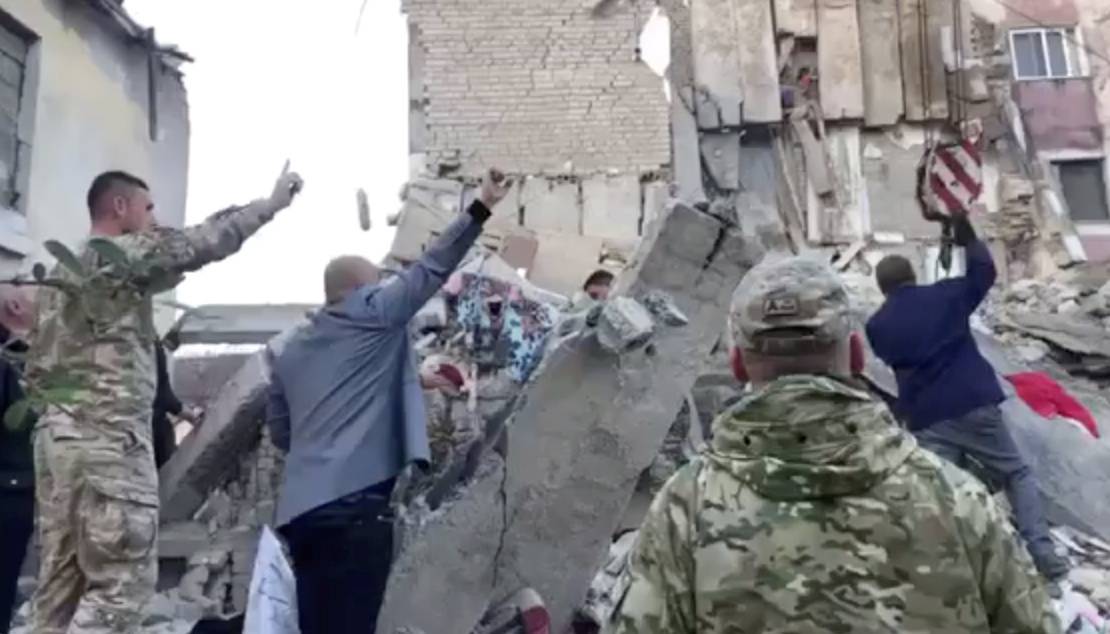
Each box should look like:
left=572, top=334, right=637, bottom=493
left=596, top=297, right=656, bottom=352
left=640, top=290, right=689, bottom=326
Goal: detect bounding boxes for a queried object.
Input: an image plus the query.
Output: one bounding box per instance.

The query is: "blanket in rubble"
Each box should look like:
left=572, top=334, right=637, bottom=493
left=451, top=272, right=558, bottom=383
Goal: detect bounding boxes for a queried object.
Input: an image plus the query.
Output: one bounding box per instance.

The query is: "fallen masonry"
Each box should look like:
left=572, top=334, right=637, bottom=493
left=376, top=200, right=764, bottom=633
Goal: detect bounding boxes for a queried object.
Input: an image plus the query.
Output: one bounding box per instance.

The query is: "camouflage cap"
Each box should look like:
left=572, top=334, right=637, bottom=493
left=729, top=256, right=852, bottom=355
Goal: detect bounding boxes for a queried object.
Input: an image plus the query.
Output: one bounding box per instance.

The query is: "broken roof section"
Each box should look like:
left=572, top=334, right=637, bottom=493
left=83, top=0, right=193, bottom=69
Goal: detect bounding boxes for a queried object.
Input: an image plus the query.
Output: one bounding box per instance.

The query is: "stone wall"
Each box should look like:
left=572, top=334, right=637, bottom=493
left=402, top=0, right=670, bottom=176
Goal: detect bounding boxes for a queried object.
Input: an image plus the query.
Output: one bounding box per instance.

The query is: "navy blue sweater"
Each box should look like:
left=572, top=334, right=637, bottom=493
left=866, top=240, right=1004, bottom=430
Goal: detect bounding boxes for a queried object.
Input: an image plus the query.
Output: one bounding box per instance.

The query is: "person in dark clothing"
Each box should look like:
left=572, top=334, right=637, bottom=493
left=267, top=169, right=512, bottom=634
left=152, top=340, right=184, bottom=468
left=866, top=212, right=1069, bottom=583
left=0, top=285, right=36, bottom=633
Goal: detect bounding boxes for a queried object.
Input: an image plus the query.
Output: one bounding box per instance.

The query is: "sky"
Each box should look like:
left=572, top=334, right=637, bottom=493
left=126, top=0, right=408, bottom=306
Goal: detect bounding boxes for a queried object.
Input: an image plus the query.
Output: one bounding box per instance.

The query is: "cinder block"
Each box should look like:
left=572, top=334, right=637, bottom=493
left=581, top=174, right=641, bottom=241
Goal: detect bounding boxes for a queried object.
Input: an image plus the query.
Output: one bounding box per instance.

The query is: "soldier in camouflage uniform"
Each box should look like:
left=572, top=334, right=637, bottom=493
left=29, top=167, right=303, bottom=633
left=607, top=256, right=1060, bottom=634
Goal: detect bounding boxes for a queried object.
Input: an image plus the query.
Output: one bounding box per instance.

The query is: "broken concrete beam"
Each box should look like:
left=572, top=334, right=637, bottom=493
left=520, top=179, right=581, bottom=235
left=378, top=201, right=765, bottom=633
left=700, top=132, right=741, bottom=191
left=735, top=0, right=782, bottom=123
left=858, top=0, right=905, bottom=126
left=159, top=325, right=305, bottom=522
left=671, top=88, right=707, bottom=204
left=691, top=0, right=743, bottom=128
left=596, top=297, right=656, bottom=352
left=817, top=0, right=865, bottom=120
left=582, top=174, right=642, bottom=241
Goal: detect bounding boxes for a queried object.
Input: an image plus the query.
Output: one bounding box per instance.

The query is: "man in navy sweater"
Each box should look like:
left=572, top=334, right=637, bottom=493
left=866, top=212, right=1069, bottom=583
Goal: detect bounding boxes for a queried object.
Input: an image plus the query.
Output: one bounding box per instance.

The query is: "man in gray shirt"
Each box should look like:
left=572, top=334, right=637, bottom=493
left=267, top=169, right=511, bottom=634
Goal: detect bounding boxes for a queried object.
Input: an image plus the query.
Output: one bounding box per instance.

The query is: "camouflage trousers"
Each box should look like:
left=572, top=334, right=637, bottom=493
left=31, top=420, right=159, bottom=634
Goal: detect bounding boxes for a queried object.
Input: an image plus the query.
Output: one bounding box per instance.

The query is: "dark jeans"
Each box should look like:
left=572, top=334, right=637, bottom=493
left=0, top=489, right=33, bottom=634
left=915, top=404, right=1069, bottom=580
left=280, top=483, right=395, bottom=634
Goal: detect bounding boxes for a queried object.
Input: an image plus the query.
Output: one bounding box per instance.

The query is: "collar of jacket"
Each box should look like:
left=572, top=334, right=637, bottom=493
left=706, top=374, right=915, bottom=500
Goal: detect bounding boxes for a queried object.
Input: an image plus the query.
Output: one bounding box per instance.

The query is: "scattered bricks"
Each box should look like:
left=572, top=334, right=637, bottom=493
left=378, top=200, right=767, bottom=633
left=596, top=297, right=655, bottom=353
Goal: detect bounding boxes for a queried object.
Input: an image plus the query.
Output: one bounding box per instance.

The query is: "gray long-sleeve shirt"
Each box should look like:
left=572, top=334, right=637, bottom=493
left=267, top=201, right=489, bottom=526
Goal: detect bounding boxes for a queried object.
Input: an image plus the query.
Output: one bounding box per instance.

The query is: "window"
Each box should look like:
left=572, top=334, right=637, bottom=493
left=1010, top=27, right=1088, bottom=80
left=0, top=12, right=32, bottom=213
left=1056, top=159, right=1110, bottom=223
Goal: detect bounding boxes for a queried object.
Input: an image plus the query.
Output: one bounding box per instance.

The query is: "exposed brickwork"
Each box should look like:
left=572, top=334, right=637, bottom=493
left=403, top=0, right=671, bottom=175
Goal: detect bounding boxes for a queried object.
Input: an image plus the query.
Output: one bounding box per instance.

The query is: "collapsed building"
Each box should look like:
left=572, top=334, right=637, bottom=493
left=12, top=0, right=1103, bottom=632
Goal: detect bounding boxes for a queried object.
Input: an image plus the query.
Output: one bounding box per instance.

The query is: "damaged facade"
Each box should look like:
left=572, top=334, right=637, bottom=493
left=0, top=0, right=190, bottom=279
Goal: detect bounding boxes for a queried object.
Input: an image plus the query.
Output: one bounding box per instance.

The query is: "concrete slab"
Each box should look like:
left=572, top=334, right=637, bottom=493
left=735, top=0, right=782, bottom=123
left=171, top=305, right=313, bottom=346
left=520, top=178, right=581, bottom=235
left=691, top=0, right=743, bottom=128
left=817, top=0, right=865, bottom=120
left=378, top=201, right=767, bottom=633
left=775, top=0, right=818, bottom=37
left=582, top=174, right=642, bottom=241
left=899, top=0, right=950, bottom=121
left=641, top=181, right=669, bottom=236
left=159, top=326, right=305, bottom=522
left=700, top=132, right=742, bottom=191
left=858, top=0, right=905, bottom=126
left=672, top=88, right=706, bottom=204
left=527, top=231, right=605, bottom=297
left=807, top=125, right=866, bottom=242
left=862, top=132, right=941, bottom=239
left=738, top=125, right=778, bottom=207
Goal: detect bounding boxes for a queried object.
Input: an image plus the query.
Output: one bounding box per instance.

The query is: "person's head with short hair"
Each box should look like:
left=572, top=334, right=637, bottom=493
left=86, top=171, right=155, bottom=235
left=0, top=283, right=35, bottom=337
left=582, top=269, right=614, bottom=302
left=324, top=255, right=381, bottom=305
left=728, top=256, right=860, bottom=386
left=875, top=255, right=917, bottom=296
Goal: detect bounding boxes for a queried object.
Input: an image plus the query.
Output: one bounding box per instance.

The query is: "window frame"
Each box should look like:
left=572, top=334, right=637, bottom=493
left=1053, top=158, right=1110, bottom=225
left=1009, top=26, right=1089, bottom=81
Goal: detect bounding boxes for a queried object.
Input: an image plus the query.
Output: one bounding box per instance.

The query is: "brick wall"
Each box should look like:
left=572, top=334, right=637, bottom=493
left=403, top=0, right=671, bottom=175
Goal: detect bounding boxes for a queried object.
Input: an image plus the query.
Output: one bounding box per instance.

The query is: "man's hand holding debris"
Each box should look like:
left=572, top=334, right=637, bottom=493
left=477, top=168, right=512, bottom=210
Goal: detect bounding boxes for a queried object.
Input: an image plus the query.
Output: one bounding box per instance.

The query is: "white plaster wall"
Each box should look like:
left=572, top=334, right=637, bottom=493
left=0, top=0, right=190, bottom=328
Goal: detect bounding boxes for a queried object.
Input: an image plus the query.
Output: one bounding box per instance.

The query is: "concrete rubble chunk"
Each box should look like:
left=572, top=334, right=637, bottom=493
left=596, top=297, right=656, bottom=353
left=160, top=324, right=307, bottom=522
left=641, top=290, right=689, bottom=326
left=378, top=201, right=766, bottom=633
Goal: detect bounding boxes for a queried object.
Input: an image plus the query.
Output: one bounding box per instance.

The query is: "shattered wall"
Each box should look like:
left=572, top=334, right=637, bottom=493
left=403, top=0, right=670, bottom=176
left=0, top=0, right=190, bottom=331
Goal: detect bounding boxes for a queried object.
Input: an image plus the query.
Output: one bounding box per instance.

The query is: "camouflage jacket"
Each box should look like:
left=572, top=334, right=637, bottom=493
left=608, top=375, right=1060, bottom=634
left=29, top=201, right=282, bottom=435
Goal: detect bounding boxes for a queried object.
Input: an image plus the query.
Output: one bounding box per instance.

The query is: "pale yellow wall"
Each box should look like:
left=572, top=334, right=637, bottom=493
left=0, top=0, right=190, bottom=329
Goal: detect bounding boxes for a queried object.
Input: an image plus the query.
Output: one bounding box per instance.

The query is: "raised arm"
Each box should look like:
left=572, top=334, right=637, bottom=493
left=361, top=169, right=512, bottom=327
left=952, top=215, right=996, bottom=313
left=117, top=166, right=304, bottom=294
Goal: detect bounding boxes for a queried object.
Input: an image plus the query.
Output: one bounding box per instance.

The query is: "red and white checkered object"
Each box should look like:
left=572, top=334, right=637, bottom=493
left=922, top=139, right=984, bottom=219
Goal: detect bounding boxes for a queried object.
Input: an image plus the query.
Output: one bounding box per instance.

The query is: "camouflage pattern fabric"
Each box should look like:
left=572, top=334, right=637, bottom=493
left=607, top=375, right=1060, bottom=634
left=729, top=256, right=852, bottom=356
left=29, top=201, right=283, bottom=634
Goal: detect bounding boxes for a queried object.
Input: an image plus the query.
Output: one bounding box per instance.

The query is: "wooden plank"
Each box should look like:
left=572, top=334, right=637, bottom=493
left=735, top=0, right=782, bottom=122
left=858, top=0, right=905, bottom=126
left=692, top=0, right=744, bottom=127
left=817, top=0, right=865, bottom=120
left=899, top=0, right=950, bottom=121
left=775, top=0, right=818, bottom=37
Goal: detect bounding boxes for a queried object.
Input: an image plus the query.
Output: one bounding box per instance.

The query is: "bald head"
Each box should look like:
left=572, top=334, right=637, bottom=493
left=324, top=256, right=381, bottom=305
left=0, top=284, right=35, bottom=335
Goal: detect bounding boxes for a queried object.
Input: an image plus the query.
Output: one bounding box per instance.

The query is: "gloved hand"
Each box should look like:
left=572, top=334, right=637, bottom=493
left=949, top=211, right=978, bottom=247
